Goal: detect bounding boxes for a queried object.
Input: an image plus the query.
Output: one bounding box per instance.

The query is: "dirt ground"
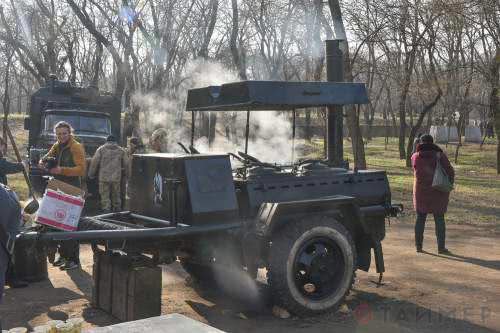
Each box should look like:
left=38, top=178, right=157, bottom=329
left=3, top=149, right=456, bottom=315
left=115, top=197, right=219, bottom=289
left=1, top=220, right=500, bottom=332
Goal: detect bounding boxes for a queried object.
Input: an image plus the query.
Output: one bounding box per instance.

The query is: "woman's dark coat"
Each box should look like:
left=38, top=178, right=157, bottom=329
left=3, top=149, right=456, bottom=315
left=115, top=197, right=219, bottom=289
left=411, top=143, right=455, bottom=214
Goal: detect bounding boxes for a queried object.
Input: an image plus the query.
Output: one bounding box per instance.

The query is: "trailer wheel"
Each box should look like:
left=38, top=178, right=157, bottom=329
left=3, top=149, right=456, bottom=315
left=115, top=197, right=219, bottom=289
left=268, top=215, right=356, bottom=316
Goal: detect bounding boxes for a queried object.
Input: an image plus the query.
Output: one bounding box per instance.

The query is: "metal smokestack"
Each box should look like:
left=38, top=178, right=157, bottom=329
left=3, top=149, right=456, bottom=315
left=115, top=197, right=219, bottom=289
left=326, top=40, right=344, bottom=167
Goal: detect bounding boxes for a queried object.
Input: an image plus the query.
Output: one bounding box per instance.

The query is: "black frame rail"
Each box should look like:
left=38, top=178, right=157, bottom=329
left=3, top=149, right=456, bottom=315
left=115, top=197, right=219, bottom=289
left=19, top=211, right=242, bottom=243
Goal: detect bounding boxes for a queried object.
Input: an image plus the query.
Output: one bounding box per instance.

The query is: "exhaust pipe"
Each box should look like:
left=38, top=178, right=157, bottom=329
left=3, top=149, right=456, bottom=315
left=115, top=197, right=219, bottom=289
left=325, top=40, right=344, bottom=167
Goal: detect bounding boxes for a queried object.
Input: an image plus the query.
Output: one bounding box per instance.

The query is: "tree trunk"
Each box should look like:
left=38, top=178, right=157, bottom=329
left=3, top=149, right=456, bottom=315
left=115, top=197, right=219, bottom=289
left=230, top=0, right=247, bottom=80
left=454, top=113, right=465, bottom=164
left=91, top=41, right=103, bottom=88
left=66, top=0, right=125, bottom=97
left=493, top=83, right=500, bottom=173
left=491, top=48, right=500, bottom=174
left=304, top=110, right=312, bottom=142
left=398, top=62, right=411, bottom=160
left=2, top=51, right=12, bottom=147
left=198, top=0, right=219, bottom=58
left=405, top=90, right=442, bottom=167
left=327, top=0, right=366, bottom=169
left=198, top=0, right=219, bottom=145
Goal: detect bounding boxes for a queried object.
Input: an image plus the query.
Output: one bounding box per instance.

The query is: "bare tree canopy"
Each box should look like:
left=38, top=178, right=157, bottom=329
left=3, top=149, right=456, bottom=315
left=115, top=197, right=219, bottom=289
left=0, top=0, right=498, bottom=170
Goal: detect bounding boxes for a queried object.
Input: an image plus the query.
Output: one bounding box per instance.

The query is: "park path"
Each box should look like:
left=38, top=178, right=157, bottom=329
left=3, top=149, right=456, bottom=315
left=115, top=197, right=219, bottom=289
left=1, top=221, right=499, bottom=332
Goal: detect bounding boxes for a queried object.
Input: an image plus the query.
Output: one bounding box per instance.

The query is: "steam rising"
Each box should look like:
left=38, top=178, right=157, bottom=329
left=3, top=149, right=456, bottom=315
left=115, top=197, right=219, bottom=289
left=133, top=58, right=297, bottom=163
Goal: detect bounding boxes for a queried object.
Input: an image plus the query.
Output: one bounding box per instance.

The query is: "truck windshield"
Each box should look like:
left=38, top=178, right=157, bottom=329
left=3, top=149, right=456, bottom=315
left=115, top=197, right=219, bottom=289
left=43, top=114, right=111, bottom=135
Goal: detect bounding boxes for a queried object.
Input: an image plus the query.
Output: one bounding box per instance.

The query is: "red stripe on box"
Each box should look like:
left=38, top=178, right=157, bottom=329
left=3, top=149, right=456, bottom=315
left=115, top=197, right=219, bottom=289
left=36, top=216, right=78, bottom=231
left=46, top=190, right=84, bottom=206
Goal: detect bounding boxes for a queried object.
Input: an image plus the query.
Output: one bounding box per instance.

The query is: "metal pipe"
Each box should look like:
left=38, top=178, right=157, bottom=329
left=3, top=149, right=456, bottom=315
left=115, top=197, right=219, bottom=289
left=129, top=213, right=172, bottom=227
left=191, top=111, right=195, bottom=147
left=19, top=222, right=242, bottom=243
left=292, top=108, right=296, bottom=163
left=326, top=39, right=345, bottom=167
left=98, top=218, right=141, bottom=229
left=244, top=110, right=250, bottom=154
left=92, top=211, right=130, bottom=219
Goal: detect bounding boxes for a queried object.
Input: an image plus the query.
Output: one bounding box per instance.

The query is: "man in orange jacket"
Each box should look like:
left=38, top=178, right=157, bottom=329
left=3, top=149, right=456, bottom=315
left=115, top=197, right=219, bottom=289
left=41, top=121, right=86, bottom=187
left=41, top=121, right=86, bottom=270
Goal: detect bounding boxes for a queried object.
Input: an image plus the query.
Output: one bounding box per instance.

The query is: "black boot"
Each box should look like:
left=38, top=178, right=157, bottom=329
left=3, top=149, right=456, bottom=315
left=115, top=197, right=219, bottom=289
left=438, top=248, right=451, bottom=255
left=6, top=278, right=29, bottom=288
left=434, top=214, right=448, bottom=254
left=415, top=213, right=426, bottom=253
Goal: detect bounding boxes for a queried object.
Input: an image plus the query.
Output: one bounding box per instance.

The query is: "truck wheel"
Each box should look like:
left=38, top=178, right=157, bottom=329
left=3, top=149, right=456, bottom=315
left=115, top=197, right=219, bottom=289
left=268, top=216, right=356, bottom=316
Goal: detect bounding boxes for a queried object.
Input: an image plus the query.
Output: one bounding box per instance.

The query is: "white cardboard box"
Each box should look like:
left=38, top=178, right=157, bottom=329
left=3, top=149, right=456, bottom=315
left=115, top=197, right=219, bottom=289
left=36, top=180, right=85, bottom=231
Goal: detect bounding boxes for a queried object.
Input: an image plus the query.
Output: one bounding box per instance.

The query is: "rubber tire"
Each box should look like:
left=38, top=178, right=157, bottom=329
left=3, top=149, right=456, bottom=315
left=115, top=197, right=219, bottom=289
left=268, top=215, right=356, bottom=316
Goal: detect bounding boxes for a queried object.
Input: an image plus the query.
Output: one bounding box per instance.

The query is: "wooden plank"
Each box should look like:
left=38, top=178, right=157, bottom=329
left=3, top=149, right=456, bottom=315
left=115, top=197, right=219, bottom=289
left=97, top=252, right=114, bottom=313
left=127, top=265, right=162, bottom=320
left=111, top=254, right=130, bottom=321
left=91, top=250, right=101, bottom=307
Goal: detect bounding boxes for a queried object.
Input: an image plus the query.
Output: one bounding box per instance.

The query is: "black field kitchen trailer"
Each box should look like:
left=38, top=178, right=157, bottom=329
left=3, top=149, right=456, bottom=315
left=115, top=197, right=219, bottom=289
left=20, top=79, right=402, bottom=318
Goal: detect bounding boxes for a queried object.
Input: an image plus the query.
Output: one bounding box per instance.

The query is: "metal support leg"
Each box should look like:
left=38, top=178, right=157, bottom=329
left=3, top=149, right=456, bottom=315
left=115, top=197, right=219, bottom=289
left=371, top=242, right=385, bottom=287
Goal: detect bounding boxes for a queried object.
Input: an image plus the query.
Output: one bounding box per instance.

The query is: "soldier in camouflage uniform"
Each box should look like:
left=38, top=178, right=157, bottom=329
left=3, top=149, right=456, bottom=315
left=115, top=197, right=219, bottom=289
left=89, top=135, right=129, bottom=212
left=149, top=128, right=169, bottom=153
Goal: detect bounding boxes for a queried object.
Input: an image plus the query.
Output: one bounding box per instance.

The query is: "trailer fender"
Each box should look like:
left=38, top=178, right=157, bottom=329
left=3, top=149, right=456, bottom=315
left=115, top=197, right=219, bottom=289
left=255, top=195, right=363, bottom=237
left=255, top=196, right=386, bottom=272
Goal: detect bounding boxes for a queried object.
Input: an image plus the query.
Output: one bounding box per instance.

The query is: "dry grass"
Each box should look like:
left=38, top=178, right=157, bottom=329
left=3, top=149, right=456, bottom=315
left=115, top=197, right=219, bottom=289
left=3, top=117, right=30, bottom=202
left=346, top=137, right=500, bottom=231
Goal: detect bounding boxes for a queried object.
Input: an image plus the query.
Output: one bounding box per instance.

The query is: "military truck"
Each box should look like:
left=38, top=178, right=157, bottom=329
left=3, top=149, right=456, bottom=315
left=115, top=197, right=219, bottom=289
left=24, top=75, right=121, bottom=194
left=23, top=80, right=402, bottom=316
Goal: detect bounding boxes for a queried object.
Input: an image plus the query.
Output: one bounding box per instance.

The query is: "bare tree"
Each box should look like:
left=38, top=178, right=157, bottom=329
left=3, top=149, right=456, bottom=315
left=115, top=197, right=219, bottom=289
left=328, top=0, right=366, bottom=169
left=405, top=27, right=443, bottom=167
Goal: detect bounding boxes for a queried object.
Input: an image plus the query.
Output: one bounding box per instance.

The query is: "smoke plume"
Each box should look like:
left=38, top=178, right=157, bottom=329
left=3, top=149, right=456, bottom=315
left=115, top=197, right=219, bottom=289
left=133, top=58, right=297, bottom=163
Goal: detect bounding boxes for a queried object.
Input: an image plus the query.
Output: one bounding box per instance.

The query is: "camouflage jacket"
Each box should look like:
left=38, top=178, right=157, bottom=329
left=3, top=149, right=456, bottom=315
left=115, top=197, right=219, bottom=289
left=89, top=142, right=129, bottom=182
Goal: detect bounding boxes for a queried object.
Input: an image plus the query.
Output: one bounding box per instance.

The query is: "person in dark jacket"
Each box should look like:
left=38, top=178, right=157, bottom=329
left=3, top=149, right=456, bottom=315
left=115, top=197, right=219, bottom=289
left=411, top=134, right=455, bottom=254
left=40, top=121, right=86, bottom=270
left=0, top=137, right=25, bottom=186
left=0, top=183, right=23, bottom=330
left=0, top=138, right=29, bottom=289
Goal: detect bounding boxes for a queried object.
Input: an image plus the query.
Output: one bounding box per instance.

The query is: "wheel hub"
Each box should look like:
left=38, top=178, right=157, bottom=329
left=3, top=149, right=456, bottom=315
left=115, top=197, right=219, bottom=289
left=293, top=237, right=345, bottom=300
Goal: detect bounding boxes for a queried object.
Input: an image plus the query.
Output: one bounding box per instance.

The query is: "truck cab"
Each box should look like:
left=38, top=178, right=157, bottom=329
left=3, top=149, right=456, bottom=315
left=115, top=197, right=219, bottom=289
left=25, top=76, right=121, bottom=194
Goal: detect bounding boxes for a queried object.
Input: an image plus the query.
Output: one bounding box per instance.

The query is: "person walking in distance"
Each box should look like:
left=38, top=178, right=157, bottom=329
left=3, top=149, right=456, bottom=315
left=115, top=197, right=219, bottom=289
left=411, top=134, right=455, bottom=254
left=89, top=135, right=129, bottom=212
left=40, top=121, right=86, bottom=270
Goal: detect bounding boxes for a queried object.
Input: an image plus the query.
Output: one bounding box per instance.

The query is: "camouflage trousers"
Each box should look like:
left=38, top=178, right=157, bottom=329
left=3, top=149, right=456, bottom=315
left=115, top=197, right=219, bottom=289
left=99, top=181, right=121, bottom=212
